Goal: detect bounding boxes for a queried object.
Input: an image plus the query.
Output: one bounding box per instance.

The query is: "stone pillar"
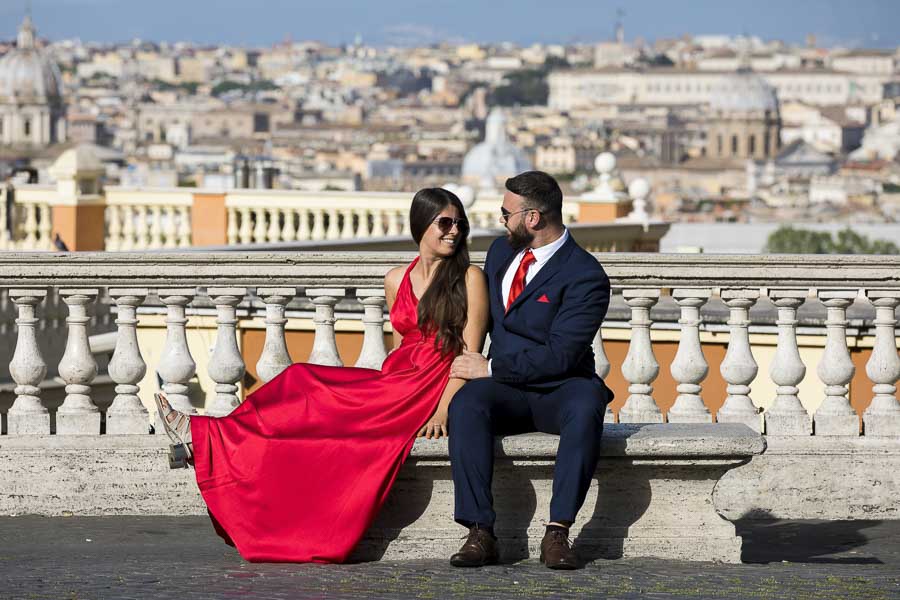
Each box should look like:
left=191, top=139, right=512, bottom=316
left=282, top=209, right=297, bottom=242
left=340, top=209, right=354, bottom=239
left=252, top=207, right=267, bottom=243
left=717, top=289, right=761, bottom=431
left=355, top=209, right=371, bottom=238
left=46, top=146, right=106, bottom=251
left=325, top=208, right=340, bottom=240
left=106, top=289, right=150, bottom=434
left=56, top=289, right=100, bottom=434
left=668, top=288, right=712, bottom=423
left=226, top=207, right=238, bottom=245
left=619, top=288, right=663, bottom=423
left=814, top=290, right=858, bottom=436
left=306, top=288, right=344, bottom=366
left=206, top=288, right=247, bottom=417
left=311, top=209, right=326, bottom=240
left=106, top=205, right=122, bottom=251
left=7, top=289, right=49, bottom=434
left=266, top=208, right=281, bottom=243
left=238, top=207, right=253, bottom=244
left=764, top=290, right=811, bottom=435
left=356, top=289, right=388, bottom=370
left=863, top=290, right=900, bottom=436
left=156, top=288, right=197, bottom=415
left=297, top=209, right=311, bottom=241
left=255, top=288, right=296, bottom=384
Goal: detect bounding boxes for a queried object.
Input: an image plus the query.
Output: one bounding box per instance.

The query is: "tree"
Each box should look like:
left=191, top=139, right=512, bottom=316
left=764, top=225, right=899, bottom=254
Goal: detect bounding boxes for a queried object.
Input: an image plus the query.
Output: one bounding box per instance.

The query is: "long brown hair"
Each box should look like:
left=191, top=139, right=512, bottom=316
left=409, top=188, right=470, bottom=357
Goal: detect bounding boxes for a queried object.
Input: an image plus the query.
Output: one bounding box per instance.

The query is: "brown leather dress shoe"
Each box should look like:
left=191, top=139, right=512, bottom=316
left=540, top=528, right=579, bottom=570
left=450, top=526, right=499, bottom=567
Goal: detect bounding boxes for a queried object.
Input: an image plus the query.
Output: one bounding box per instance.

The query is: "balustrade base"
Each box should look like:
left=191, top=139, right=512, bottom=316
left=666, top=412, right=713, bottom=424
left=814, top=414, right=860, bottom=436
left=55, top=412, right=101, bottom=435
left=7, top=413, right=50, bottom=435
left=863, top=414, right=900, bottom=437
left=764, top=414, right=812, bottom=436
left=106, top=412, right=151, bottom=435
left=716, top=412, right=762, bottom=433
left=618, top=411, right=665, bottom=424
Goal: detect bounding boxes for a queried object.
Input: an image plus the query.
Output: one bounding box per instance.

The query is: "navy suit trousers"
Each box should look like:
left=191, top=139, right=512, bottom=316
left=448, top=376, right=608, bottom=528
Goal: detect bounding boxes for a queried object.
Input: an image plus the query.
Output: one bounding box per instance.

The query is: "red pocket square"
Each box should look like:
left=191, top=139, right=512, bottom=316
left=537, top=294, right=550, bottom=303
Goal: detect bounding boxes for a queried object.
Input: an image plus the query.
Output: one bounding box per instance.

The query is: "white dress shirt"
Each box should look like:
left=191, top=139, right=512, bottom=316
left=488, top=228, right=569, bottom=376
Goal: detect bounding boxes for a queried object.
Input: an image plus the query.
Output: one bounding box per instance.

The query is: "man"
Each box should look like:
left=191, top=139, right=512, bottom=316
left=448, top=170, right=612, bottom=570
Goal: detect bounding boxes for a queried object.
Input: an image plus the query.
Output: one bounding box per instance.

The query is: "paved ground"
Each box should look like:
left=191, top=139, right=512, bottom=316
left=0, top=517, right=898, bottom=599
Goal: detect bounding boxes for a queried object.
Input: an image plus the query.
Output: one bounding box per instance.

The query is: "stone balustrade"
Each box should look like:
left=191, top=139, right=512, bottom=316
left=0, top=251, right=896, bottom=438
left=0, top=184, right=54, bottom=251
left=223, top=190, right=579, bottom=246
left=104, top=188, right=193, bottom=251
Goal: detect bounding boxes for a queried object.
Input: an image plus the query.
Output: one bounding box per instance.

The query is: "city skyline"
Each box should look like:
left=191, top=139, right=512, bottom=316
left=2, top=0, right=899, bottom=48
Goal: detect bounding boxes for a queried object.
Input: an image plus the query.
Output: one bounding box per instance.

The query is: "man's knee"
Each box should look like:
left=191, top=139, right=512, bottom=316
left=558, top=393, right=606, bottom=433
left=448, top=378, right=495, bottom=422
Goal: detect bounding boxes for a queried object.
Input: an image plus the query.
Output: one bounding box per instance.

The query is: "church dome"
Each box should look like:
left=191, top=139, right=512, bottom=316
left=710, top=70, right=778, bottom=115
left=462, top=108, right=532, bottom=189
left=0, top=16, right=63, bottom=104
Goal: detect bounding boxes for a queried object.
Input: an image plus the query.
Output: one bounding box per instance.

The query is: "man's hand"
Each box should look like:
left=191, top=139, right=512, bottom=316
left=450, top=351, right=489, bottom=380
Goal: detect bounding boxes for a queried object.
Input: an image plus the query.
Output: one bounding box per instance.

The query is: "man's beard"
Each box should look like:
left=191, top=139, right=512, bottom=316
left=506, top=220, right=534, bottom=251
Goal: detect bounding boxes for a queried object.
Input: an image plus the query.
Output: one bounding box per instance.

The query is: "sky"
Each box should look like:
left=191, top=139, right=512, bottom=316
left=2, top=0, right=899, bottom=48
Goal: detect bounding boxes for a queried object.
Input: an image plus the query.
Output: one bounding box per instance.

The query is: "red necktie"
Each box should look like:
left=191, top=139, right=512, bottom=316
left=506, top=249, right=536, bottom=312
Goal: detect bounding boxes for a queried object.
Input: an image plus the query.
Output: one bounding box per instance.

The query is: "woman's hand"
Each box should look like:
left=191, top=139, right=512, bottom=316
left=417, top=405, right=449, bottom=439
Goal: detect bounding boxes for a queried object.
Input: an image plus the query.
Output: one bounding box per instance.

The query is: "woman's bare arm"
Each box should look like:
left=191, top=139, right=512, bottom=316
left=419, top=265, right=489, bottom=439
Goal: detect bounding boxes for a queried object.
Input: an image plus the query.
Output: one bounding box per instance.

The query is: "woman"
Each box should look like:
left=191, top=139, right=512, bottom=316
left=155, top=188, right=489, bottom=563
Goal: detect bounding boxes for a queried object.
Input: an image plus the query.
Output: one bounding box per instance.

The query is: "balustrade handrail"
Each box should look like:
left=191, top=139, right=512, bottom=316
left=0, top=252, right=897, bottom=290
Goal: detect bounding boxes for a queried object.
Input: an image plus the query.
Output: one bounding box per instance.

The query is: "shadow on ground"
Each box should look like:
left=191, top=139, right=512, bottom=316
left=736, top=518, right=899, bottom=565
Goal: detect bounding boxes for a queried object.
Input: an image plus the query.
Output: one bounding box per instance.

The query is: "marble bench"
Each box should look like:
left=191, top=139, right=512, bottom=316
left=0, top=423, right=765, bottom=563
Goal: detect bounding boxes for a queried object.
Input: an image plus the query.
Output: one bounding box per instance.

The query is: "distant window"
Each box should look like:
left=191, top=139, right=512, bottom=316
left=0, top=118, right=3, bottom=136
left=731, top=135, right=739, bottom=155
left=749, top=135, right=756, bottom=155
left=717, top=134, right=723, bottom=155
left=24, top=119, right=31, bottom=136
left=764, top=134, right=771, bottom=155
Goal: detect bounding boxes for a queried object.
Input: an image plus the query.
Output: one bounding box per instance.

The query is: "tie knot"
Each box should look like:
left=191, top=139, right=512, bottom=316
left=521, top=249, right=535, bottom=265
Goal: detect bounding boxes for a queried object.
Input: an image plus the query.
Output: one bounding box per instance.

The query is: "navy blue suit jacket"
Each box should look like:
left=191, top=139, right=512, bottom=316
left=485, top=232, right=613, bottom=397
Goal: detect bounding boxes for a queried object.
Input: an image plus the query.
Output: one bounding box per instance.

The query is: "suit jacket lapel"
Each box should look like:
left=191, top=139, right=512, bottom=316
left=505, top=235, right=576, bottom=314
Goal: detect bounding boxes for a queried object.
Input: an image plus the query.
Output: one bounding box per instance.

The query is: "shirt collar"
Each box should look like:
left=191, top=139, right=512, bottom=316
left=529, top=228, right=569, bottom=264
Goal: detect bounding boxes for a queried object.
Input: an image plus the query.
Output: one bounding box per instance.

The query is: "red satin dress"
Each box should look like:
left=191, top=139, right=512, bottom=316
left=190, top=257, right=452, bottom=563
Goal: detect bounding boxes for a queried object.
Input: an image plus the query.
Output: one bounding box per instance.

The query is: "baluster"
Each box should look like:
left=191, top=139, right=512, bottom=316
left=764, top=290, right=811, bottom=435
left=668, top=288, right=712, bottom=423
left=387, top=210, right=401, bottom=236
left=354, top=209, right=370, bottom=238
left=371, top=209, right=386, bottom=237
left=226, top=207, right=239, bottom=245
left=106, top=289, right=149, bottom=434
left=23, top=204, right=38, bottom=249
left=238, top=206, right=253, bottom=244
left=618, top=288, right=663, bottom=423
left=297, top=209, right=312, bottom=240
left=717, top=289, right=761, bottom=431
left=478, top=212, right=491, bottom=229
left=106, top=205, right=122, bottom=251
left=177, top=206, right=191, bottom=247
left=156, top=289, right=197, bottom=416
left=306, top=288, right=344, bottom=366
left=149, top=205, right=163, bottom=248
left=814, top=290, right=859, bottom=435
left=206, top=288, right=247, bottom=417
left=7, top=289, right=50, bottom=434
left=311, top=208, right=326, bottom=240
left=56, top=289, right=100, bottom=434
left=339, top=208, right=354, bottom=239
left=281, top=208, right=297, bottom=242
left=401, top=212, right=411, bottom=236
left=255, top=288, right=296, bottom=383
left=135, top=206, right=150, bottom=249
left=120, top=205, right=135, bottom=250
left=355, top=289, right=387, bottom=369
left=593, top=328, right=614, bottom=423
left=323, top=208, right=339, bottom=239
left=38, top=204, right=52, bottom=250
left=266, top=208, right=281, bottom=243
left=862, top=290, right=900, bottom=436
left=162, top=206, right=178, bottom=248
left=252, top=207, right=267, bottom=243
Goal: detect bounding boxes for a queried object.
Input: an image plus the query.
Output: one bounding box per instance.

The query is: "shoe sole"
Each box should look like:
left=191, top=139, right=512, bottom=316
left=450, top=556, right=499, bottom=568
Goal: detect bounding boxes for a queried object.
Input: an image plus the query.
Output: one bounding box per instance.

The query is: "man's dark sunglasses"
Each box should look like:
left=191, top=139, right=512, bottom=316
left=433, top=216, right=469, bottom=234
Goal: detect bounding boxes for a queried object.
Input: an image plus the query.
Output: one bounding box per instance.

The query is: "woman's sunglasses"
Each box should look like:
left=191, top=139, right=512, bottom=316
left=433, top=216, right=469, bottom=234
